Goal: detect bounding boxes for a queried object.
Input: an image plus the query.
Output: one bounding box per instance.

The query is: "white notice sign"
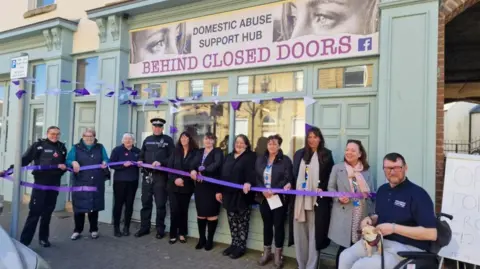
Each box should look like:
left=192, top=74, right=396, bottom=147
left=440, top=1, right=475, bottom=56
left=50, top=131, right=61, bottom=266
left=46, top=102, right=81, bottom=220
left=439, top=153, right=480, bottom=266
left=10, top=55, right=29, bottom=80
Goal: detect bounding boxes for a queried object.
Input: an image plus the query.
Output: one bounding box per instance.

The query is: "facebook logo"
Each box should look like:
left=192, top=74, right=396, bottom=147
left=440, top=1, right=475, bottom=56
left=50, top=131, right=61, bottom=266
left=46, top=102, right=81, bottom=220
left=358, top=38, right=372, bottom=52
left=11, top=60, right=16, bottom=68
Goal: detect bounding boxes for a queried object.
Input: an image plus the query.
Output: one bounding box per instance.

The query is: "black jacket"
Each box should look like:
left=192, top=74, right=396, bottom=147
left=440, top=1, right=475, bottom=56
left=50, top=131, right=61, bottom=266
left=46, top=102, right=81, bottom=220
left=167, top=148, right=196, bottom=194
left=288, top=147, right=334, bottom=249
left=109, top=145, right=141, bottom=181
left=191, top=147, right=224, bottom=194
left=220, top=150, right=256, bottom=212
left=139, top=134, right=174, bottom=173
left=21, top=138, right=67, bottom=184
left=254, top=150, right=293, bottom=189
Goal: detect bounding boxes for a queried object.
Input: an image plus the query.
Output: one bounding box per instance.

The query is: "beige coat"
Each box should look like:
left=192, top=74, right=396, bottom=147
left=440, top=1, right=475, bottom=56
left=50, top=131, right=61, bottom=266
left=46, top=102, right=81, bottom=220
left=327, top=162, right=375, bottom=247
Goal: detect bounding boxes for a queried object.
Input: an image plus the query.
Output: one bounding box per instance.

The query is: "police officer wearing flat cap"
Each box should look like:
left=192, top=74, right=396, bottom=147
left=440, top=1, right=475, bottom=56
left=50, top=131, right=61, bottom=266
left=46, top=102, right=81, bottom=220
left=135, top=118, right=174, bottom=239
left=17, top=126, right=68, bottom=247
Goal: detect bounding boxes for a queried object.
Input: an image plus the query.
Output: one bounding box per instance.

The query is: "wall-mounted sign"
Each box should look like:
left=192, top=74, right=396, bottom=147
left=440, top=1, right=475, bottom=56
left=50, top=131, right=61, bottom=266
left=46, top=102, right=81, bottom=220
left=129, top=0, right=379, bottom=78
left=10, top=55, right=29, bottom=80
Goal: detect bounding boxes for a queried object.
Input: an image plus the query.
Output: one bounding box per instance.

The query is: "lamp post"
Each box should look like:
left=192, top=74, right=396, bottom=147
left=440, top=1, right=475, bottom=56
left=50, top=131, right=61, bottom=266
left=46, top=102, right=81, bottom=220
left=10, top=52, right=28, bottom=239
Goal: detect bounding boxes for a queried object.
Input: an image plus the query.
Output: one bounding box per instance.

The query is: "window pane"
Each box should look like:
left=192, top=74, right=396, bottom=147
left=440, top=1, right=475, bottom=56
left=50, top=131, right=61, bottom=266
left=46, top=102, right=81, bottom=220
left=32, top=108, right=44, bottom=142
left=37, top=0, right=54, bottom=7
left=176, top=78, right=228, bottom=98
left=173, top=103, right=230, bottom=151
left=318, top=65, right=373, bottom=89
left=237, top=71, right=304, bottom=95
left=0, top=83, right=4, bottom=146
left=235, top=99, right=305, bottom=158
left=136, top=110, right=167, bottom=143
left=76, top=57, right=99, bottom=96
left=31, top=64, right=47, bottom=99
left=134, top=82, right=168, bottom=99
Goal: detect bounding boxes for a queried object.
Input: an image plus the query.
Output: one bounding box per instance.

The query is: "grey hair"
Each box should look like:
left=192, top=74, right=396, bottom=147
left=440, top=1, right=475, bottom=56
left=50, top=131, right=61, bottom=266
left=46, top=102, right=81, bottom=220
left=83, top=128, right=96, bottom=137
left=122, top=133, right=136, bottom=143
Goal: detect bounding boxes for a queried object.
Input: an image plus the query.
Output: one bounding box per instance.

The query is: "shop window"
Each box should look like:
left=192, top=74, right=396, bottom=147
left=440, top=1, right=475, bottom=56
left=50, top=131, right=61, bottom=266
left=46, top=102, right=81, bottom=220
left=235, top=99, right=305, bottom=158
left=173, top=103, right=230, bottom=151
left=0, top=82, right=5, bottom=147
left=37, top=0, right=54, bottom=7
left=318, top=64, right=373, bottom=89
left=76, top=57, right=99, bottom=96
left=176, top=78, right=228, bottom=98
left=134, top=82, right=168, bottom=99
left=31, top=108, right=44, bottom=143
left=237, top=71, right=304, bottom=95
left=31, top=64, right=47, bottom=99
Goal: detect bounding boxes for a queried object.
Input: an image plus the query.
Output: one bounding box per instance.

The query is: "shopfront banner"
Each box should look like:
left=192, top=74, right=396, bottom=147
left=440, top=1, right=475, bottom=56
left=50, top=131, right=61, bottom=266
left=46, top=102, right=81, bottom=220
left=129, top=0, right=380, bottom=78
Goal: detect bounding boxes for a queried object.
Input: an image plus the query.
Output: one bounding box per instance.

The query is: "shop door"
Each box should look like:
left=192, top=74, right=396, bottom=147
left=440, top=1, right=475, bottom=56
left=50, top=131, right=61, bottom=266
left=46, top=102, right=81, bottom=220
left=0, top=80, right=10, bottom=196
left=25, top=106, right=45, bottom=196
left=131, top=108, right=167, bottom=222
left=313, top=97, right=376, bottom=164
left=68, top=102, right=96, bottom=202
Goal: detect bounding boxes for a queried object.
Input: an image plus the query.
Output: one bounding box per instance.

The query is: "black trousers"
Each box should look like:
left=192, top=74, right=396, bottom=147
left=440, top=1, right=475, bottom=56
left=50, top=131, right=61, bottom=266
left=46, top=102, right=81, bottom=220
left=74, top=211, right=99, bottom=233
left=140, top=173, right=168, bottom=233
left=20, top=189, right=58, bottom=245
left=259, top=198, right=287, bottom=248
left=227, top=208, right=251, bottom=249
left=169, top=192, right=192, bottom=238
left=113, top=180, right=138, bottom=229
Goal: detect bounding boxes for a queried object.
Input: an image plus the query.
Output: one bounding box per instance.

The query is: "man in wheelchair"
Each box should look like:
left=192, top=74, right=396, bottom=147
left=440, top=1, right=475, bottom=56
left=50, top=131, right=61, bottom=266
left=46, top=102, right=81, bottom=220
left=338, top=153, right=451, bottom=269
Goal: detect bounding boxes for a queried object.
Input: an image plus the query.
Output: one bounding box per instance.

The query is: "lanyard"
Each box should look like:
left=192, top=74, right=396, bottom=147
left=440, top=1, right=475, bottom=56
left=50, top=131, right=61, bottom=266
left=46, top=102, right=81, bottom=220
left=264, top=162, right=272, bottom=188
left=199, top=150, right=210, bottom=171
left=301, top=165, right=309, bottom=189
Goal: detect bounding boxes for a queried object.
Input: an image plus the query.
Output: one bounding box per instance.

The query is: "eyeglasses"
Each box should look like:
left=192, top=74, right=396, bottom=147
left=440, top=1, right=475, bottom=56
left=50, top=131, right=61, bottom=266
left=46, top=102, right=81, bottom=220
left=383, top=166, right=403, bottom=173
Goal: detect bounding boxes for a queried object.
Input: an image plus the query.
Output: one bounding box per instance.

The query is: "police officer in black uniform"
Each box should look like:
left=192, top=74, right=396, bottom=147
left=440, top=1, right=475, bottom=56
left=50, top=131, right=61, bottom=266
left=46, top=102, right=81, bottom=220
left=18, top=126, right=68, bottom=247
left=135, top=118, right=174, bottom=239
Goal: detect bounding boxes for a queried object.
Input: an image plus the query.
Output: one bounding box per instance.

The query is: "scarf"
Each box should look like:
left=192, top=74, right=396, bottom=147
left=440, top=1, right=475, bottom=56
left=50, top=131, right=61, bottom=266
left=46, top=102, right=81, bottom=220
left=294, top=152, right=319, bottom=223
left=344, top=162, right=370, bottom=195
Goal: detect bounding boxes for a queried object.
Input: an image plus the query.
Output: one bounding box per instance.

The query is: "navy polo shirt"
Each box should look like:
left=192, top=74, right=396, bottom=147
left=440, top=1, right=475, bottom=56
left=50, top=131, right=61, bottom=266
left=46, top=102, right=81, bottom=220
left=375, top=178, right=436, bottom=251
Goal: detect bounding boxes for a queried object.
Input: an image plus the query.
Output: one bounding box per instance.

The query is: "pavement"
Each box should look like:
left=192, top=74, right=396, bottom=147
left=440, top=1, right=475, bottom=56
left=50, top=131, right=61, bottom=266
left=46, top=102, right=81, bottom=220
left=0, top=199, right=335, bottom=269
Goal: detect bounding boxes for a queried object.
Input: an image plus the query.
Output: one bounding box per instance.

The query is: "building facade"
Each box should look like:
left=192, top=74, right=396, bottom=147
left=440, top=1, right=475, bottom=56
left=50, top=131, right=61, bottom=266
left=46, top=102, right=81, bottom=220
left=0, top=0, right=443, bottom=258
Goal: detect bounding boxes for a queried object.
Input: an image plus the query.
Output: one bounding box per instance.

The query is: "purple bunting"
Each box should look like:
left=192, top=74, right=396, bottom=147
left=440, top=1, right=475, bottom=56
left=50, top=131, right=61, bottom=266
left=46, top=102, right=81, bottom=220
left=272, top=97, right=284, bottom=103
left=176, top=97, right=185, bottom=102
left=231, top=101, right=241, bottom=111
left=15, top=90, right=26, bottom=99
left=60, top=79, right=71, bottom=83
left=169, top=126, right=178, bottom=134
left=121, top=80, right=125, bottom=89
left=131, top=102, right=138, bottom=107
left=121, top=100, right=132, bottom=105
left=130, top=90, right=138, bottom=96
left=12, top=80, right=20, bottom=86
left=105, top=91, right=115, bottom=97
left=74, top=88, right=90, bottom=96
left=126, top=87, right=133, bottom=91
left=168, top=99, right=177, bottom=104
left=305, top=123, right=314, bottom=133
left=153, top=100, right=163, bottom=108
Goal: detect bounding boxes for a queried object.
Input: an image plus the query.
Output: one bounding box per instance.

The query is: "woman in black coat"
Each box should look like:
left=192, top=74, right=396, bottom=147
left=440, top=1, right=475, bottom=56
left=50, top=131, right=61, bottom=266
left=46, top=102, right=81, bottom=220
left=190, top=132, right=224, bottom=251
left=253, top=134, right=293, bottom=269
left=216, top=134, right=256, bottom=259
left=66, top=128, right=110, bottom=240
left=289, top=126, right=334, bottom=269
left=167, top=131, right=198, bottom=244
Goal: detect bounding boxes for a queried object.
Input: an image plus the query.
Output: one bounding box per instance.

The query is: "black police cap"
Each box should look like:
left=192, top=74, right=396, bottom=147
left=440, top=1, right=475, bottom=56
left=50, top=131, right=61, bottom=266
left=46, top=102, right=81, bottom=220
left=150, top=118, right=166, bottom=127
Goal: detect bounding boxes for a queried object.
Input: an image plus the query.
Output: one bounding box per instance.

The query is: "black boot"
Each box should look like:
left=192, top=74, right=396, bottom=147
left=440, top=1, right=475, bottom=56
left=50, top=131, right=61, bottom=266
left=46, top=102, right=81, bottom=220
left=196, top=219, right=207, bottom=249
left=122, top=226, right=130, bottom=236
left=39, top=239, right=51, bottom=248
left=205, top=219, right=218, bottom=251
left=114, top=227, right=122, bottom=237
left=134, top=228, right=150, bottom=238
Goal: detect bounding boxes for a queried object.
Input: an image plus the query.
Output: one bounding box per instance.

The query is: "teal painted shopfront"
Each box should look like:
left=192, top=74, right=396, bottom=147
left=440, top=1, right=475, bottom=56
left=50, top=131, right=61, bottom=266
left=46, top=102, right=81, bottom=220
left=0, top=0, right=440, bottom=259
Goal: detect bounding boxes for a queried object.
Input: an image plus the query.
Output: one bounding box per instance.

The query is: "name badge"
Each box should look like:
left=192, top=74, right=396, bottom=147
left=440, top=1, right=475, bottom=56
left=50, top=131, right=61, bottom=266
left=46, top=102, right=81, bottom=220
left=394, top=200, right=406, bottom=208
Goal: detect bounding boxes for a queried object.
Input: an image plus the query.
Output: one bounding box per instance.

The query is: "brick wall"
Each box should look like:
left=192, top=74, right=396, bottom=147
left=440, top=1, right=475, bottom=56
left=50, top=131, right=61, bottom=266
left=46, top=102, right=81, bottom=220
left=436, top=0, right=480, bottom=212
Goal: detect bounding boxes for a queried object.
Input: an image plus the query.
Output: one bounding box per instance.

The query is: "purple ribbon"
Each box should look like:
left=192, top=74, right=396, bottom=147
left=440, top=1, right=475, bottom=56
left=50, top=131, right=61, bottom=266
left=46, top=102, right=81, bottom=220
left=1, top=162, right=376, bottom=198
